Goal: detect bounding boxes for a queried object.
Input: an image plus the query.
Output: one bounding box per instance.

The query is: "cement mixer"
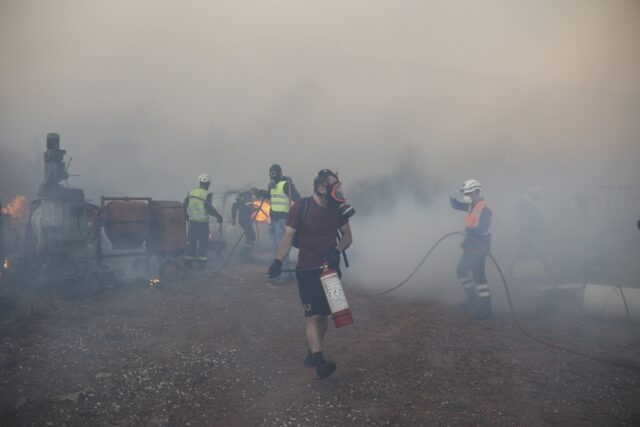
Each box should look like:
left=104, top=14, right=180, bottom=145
left=5, top=133, right=187, bottom=291
left=95, top=197, right=186, bottom=281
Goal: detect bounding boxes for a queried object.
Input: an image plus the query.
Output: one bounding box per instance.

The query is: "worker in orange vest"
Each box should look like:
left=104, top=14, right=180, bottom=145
left=450, top=179, right=493, bottom=320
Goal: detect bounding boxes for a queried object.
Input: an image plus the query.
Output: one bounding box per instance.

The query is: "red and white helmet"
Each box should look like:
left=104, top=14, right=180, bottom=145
left=460, top=179, right=482, bottom=194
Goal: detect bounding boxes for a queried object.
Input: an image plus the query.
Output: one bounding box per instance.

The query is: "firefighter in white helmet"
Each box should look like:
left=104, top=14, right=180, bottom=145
left=449, top=179, right=493, bottom=320
left=183, top=173, right=223, bottom=269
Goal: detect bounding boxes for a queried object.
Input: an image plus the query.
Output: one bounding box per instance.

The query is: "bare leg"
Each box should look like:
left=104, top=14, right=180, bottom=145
left=306, top=315, right=329, bottom=353
left=306, top=314, right=336, bottom=379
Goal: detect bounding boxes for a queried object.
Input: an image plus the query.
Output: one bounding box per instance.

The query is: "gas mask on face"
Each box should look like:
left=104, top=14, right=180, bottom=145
left=315, top=169, right=356, bottom=219
left=325, top=181, right=346, bottom=208
left=327, top=182, right=356, bottom=220
left=269, top=164, right=282, bottom=188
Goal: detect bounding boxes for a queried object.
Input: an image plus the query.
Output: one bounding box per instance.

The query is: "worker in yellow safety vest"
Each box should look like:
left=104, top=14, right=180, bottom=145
left=183, top=173, right=223, bottom=269
left=449, top=179, right=493, bottom=320
left=265, top=164, right=301, bottom=282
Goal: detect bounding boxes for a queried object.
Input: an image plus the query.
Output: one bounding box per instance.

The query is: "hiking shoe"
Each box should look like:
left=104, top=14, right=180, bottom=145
left=304, top=350, right=316, bottom=368
left=316, top=360, right=337, bottom=380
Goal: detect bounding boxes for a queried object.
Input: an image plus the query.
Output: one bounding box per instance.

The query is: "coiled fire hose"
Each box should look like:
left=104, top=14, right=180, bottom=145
left=349, top=231, right=640, bottom=371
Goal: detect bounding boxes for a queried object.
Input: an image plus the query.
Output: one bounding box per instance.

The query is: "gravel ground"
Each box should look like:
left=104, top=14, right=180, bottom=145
left=0, top=261, right=639, bottom=426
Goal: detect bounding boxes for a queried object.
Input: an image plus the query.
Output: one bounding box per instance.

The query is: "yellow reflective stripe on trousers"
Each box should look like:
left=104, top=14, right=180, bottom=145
left=477, top=284, right=490, bottom=297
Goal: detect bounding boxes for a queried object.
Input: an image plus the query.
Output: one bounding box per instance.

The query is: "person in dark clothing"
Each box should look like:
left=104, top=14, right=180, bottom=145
left=231, top=188, right=257, bottom=258
left=449, top=179, right=493, bottom=320
left=183, top=173, right=223, bottom=269
left=267, top=169, right=353, bottom=380
left=265, top=164, right=301, bottom=281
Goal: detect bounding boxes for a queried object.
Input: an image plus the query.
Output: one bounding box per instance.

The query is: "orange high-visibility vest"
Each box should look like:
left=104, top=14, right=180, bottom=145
left=465, top=200, right=490, bottom=233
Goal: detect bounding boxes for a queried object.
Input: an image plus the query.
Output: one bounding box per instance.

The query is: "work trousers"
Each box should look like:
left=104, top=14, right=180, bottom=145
left=186, top=221, right=209, bottom=263
left=270, top=217, right=291, bottom=278
left=240, top=219, right=256, bottom=247
left=456, top=250, right=490, bottom=299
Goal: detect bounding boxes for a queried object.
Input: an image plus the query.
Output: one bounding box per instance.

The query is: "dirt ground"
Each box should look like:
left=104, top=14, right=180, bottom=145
left=1, top=257, right=639, bottom=426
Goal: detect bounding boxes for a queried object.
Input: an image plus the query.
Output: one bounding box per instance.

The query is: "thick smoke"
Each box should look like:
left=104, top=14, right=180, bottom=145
left=1, top=0, right=639, bottom=301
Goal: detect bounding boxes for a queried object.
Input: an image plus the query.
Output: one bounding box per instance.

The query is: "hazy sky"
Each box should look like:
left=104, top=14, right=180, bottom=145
left=1, top=0, right=639, bottom=201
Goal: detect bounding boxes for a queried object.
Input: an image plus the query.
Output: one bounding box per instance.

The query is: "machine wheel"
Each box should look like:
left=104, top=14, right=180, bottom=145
left=159, top=258, right=180, bottom=282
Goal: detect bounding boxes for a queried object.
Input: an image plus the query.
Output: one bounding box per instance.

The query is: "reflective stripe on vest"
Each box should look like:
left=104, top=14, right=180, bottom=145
left=270, top=180, right=290, bottom=213
left=187, top=188, right=210, bottom=222
left=465, top=199, right=490, bottom=234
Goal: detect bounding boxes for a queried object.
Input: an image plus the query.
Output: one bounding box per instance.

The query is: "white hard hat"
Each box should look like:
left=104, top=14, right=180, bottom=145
left=197, top=173, right=211, bottom=184
left=461, top=179, right=482, bottom=194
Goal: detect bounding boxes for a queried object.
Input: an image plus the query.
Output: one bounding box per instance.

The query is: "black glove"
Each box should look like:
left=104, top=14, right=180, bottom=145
left=267, top=259, right=283, bottom=278
left=216, top=215, right=223, bottom=224
left=323, top=247, right=341, bottom=270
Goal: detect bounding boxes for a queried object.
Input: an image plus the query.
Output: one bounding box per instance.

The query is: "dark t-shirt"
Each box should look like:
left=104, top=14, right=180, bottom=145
left=286, top=197, right=348, bottom=268
left=231, top=191, right=254, bottom=224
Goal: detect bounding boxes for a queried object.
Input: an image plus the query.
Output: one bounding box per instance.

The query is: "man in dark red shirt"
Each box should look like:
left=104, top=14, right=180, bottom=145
left=267, top=169, right=353, bottom=380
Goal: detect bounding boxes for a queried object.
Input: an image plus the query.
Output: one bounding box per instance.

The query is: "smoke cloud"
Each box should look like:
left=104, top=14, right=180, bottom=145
left=1, top=0, right=639, bottom=296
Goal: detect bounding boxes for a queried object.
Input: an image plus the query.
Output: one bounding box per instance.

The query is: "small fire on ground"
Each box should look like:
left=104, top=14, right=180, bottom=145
left=149, top=278, right=160, bottom=287
left=253, top=199, right=271, bottom=223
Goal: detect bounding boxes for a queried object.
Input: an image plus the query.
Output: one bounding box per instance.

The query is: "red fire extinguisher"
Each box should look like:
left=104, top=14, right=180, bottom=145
left=319, top=266, right=354, bottom=328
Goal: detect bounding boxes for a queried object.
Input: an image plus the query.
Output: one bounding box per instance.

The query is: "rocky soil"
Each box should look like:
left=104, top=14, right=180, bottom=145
left=0, top=260, right=639, bottom=426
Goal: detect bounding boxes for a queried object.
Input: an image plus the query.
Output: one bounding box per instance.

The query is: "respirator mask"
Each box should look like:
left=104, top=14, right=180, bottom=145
left=316, top=169, right=356, bottom=219
left=325, top=181, right=346, bottom=208
left=268, top=164, right=282, bottom=188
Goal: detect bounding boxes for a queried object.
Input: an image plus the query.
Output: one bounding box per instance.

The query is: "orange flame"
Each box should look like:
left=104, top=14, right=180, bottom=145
left=253, top=200, right=271, bottom=224
left=2, top=196, right=28, bottom=222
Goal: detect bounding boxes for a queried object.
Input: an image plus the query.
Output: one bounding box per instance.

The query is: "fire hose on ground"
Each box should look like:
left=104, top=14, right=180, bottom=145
left=207, top=211, right=640, bottom=371
left=347, top=231, right=640, bottom=372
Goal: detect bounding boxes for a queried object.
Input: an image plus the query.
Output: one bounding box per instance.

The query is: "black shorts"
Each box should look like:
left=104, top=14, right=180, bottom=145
left=296, top=270, right=331, bottom=317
